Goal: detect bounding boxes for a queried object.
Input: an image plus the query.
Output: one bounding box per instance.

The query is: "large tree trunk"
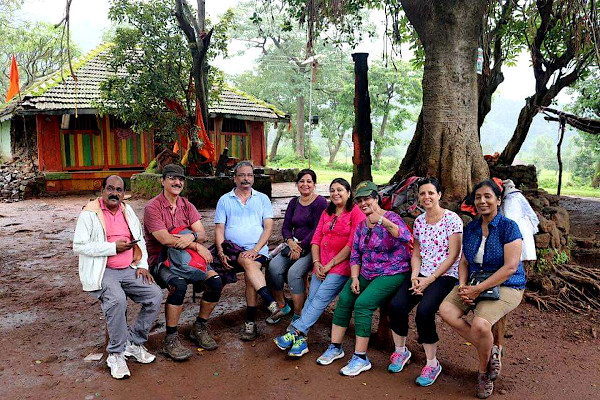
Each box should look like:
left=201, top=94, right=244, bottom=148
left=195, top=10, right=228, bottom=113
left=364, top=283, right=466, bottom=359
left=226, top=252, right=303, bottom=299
left=351, top=52, right=373, bottom=187
left=269, top=123, right=285, bottom=162
left=397, top=0, right=489, bottom=201
left=296, top=96, right=305, bottom=158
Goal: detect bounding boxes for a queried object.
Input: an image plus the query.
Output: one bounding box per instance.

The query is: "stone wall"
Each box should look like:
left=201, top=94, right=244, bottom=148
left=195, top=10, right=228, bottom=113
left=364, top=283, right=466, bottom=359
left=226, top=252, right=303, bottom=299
left=489, top=163, right=538, bottom=189
left=263, top=167, right=299, bottom=183
left=131, top=172, right=272, bottom=207
left=0, top=155, right=44, bottom=202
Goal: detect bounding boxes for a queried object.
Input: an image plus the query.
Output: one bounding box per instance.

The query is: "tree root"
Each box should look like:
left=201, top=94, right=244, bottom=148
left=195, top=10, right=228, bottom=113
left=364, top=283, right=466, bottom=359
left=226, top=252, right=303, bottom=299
left=525, top=263, right=600, bottom=313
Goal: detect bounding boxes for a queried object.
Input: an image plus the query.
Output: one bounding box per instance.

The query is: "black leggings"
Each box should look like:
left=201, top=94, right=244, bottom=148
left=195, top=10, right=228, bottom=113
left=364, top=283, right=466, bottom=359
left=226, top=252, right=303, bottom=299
left=389, top=275, right=457, bottom=344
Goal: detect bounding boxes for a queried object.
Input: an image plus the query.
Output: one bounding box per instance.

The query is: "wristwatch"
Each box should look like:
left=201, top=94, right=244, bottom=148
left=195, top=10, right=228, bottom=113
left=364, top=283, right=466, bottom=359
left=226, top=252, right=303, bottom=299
left=377, top=215, right=384, bottom=226
left=192, top=232, right=199, bottom=241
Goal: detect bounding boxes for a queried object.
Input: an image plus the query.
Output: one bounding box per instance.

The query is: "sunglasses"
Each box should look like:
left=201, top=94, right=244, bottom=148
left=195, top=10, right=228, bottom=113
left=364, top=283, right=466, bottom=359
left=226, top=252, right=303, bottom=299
left=329, top=215, right=338, bottom=230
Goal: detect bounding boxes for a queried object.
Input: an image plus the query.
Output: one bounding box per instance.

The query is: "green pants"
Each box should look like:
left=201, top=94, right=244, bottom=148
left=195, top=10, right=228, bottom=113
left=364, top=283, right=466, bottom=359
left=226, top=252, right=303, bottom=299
left=332, top=273, right=407, bottom=338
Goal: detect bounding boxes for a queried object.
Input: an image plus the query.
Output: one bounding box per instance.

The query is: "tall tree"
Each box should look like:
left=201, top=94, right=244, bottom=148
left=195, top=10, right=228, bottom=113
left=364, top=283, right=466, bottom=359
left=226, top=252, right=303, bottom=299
left=98, top=0, right=231, bottom=143
left=498, top=0, right=599, bottom=165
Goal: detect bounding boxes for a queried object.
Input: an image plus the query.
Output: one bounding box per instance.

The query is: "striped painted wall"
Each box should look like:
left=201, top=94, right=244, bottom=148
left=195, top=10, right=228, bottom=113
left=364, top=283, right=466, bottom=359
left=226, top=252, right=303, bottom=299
left=218, top=133, right=250, bottom=161
left=61, top=131, right=104, bottom=168
left=60, top=116, right=152, bottom=169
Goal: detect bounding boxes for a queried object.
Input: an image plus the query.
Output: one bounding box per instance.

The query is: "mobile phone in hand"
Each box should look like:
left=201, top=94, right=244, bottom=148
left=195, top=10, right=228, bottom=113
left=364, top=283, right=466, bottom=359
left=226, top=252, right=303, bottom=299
left=129, top=239, right=140, bottom=244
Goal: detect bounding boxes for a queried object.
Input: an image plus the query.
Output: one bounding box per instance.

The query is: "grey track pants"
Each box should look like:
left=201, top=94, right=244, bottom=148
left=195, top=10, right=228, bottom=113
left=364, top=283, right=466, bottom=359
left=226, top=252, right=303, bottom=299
left=90, top=267, right=163, bottom=353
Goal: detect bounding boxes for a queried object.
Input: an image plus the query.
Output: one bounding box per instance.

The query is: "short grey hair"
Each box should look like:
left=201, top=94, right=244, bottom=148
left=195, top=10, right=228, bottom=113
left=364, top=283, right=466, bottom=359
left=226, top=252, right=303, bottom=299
left=233, top=161, right=254, bottom=175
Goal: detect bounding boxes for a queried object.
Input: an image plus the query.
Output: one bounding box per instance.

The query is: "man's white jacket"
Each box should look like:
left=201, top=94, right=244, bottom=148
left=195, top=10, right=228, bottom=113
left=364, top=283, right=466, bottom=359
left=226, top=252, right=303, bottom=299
left=73, top=198, right=148, bottom=291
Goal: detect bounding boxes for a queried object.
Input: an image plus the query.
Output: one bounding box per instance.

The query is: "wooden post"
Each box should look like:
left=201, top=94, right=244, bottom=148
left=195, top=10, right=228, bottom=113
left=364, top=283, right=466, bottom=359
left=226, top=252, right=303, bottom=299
left=557, top=118, right=566, bottom=196
left=351, top=53, right=373, bottom=188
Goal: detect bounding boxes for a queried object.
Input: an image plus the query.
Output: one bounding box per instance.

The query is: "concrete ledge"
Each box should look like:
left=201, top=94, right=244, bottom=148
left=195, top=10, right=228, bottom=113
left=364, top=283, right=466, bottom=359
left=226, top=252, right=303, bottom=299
left=130, top=173, right=272, bottom=207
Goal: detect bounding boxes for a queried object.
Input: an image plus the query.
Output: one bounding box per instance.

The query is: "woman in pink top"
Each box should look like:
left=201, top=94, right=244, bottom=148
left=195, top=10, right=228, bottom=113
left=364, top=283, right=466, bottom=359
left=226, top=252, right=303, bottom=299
left=274, top=178, right=365, bottom=357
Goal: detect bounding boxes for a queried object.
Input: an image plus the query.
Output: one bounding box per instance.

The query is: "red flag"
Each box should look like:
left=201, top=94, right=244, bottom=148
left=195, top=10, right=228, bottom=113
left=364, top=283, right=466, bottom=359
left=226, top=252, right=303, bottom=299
left=5, top=55, right=20, bottom=102
left=195, top=100, right=215, bottom=162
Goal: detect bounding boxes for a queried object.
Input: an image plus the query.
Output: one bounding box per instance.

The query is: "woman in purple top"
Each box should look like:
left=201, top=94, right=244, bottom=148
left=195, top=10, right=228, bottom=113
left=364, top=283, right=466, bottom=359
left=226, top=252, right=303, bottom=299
left=267, top=169, right=327, bottom=324
left=316, top=181, right=413, bottom=377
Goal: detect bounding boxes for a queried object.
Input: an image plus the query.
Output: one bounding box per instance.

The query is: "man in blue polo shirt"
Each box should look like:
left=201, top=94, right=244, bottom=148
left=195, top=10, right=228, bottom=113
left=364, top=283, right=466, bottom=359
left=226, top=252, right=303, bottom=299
left=214, top=161, right=287, bottom=341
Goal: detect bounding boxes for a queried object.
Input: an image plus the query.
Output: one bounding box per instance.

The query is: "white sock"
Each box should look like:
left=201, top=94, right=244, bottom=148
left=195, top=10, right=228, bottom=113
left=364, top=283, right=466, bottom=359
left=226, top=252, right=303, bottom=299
left=426, top=357, right=438, bottom=367
left=395, top=346, right=407, bottom=353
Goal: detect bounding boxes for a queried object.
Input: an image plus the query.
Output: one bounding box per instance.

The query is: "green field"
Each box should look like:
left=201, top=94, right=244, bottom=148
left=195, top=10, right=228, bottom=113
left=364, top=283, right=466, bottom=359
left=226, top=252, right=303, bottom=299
left=537, top=169, right=600, bottom=198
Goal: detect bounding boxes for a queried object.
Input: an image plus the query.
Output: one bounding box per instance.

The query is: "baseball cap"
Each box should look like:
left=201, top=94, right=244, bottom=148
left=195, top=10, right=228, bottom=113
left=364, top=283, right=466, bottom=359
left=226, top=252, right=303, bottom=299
left=162, top=164, right=185, bottom=178
left=354, top=180, right=378, bottom=198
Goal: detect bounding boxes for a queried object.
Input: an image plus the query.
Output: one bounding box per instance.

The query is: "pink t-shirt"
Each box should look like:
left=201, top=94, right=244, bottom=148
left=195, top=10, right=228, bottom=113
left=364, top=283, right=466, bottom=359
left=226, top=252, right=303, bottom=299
left=413, top=209, right=463, bottom=278
left=100, top=198, right=133, bottom=269
left=144, top=192, right=202, bottom=267
left=311, top=205, right=365, bottom=276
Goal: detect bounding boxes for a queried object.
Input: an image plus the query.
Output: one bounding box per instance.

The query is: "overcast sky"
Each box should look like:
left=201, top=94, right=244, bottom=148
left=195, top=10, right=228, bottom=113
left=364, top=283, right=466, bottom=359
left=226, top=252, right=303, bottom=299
left=18, top=0, right=539, bottom=102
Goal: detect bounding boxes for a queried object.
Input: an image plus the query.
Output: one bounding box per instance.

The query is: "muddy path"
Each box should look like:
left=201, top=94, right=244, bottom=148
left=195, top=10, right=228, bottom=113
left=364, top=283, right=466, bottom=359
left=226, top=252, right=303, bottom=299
left=0, top=188, right=598, bottom=399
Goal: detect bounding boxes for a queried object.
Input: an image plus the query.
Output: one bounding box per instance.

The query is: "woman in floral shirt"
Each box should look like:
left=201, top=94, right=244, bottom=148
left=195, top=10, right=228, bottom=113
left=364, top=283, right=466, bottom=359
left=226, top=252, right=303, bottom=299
left=388, top=177, right=463, bottom=387
left=316, top=181, right=413, bottom=377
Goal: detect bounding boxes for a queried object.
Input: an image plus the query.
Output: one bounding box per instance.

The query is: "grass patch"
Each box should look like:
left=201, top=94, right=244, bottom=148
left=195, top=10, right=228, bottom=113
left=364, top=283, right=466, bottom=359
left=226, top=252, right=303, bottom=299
left=537, top=169, right=600, bottom=198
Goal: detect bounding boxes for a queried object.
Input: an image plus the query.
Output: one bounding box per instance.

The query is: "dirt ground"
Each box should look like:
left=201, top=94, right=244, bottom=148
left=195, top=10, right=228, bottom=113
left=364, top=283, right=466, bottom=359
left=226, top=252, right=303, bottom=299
left=0, top=186, right=598, bottom=400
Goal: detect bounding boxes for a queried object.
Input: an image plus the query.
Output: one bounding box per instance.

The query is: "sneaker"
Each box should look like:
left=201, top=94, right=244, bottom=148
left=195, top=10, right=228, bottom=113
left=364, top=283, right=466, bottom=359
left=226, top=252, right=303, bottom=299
left=240, top=321, right=258, bottom=341
left=415, top=363, right=442, bottom=386
left=266, top=302, right=291, bottom=324
left=287, top=336, right=308, bottom=357
left=316, top=344, right=345, bottom=366
left=340, top=354, right=372, bottom=376
left=477, top=372, right=494, bottom=399
left=190, top=321, right=218, bottom=350
left=106, top=353, right=131, bottom=379
left=488, top=345, right=502, bottom=381
left=388, top=349, right=412, bottom=373
left=124, top=341, right=156, bottom=364
left=162, top=333, right=193, bottom=361
left=274, top=331, right=296, bottom=350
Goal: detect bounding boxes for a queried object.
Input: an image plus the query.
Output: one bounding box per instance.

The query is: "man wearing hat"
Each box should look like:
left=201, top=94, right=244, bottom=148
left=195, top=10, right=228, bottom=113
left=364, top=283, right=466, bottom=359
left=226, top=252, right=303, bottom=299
left=144, top=164, right=223, bottom=361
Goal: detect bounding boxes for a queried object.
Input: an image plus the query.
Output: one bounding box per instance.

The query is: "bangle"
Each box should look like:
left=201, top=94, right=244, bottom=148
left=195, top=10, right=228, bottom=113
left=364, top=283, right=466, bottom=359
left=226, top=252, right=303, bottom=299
left=313, top=260, right=320, bottom=264
left=351, top=276, right=359, bottom=279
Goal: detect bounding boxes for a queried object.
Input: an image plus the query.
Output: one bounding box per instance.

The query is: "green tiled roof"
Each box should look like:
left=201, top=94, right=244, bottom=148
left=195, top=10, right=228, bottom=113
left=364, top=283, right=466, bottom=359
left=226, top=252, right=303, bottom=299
left=1, top=43, right=287, bottom=122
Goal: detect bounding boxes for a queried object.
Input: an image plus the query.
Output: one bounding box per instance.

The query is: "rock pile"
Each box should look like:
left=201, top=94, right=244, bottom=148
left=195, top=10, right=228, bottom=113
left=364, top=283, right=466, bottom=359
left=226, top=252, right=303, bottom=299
left=523, top=189, right=570, bottom=251
left=0, top=157, right=44, bottom=203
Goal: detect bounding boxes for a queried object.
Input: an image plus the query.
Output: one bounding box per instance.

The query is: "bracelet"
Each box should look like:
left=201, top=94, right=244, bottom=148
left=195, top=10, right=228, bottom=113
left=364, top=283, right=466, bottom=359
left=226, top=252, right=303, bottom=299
left=377, top=215, right=384, bottom=226
left=313, top=260, right=320, bottom=264
left=192, top=232, right=199, bottom=241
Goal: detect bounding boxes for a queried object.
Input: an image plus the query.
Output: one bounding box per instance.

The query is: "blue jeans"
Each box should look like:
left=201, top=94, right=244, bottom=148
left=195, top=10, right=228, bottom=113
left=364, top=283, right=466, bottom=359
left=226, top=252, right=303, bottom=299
left=291, top=273, right=348, bottom=335
left=267, top=252, right=313, bottom=294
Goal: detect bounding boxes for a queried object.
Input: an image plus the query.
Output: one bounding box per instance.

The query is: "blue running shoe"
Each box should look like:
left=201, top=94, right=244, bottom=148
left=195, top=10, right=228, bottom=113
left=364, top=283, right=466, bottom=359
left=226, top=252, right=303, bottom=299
left=274, top=331, right=296, bottom=350
left=316, top=344, right=345, bottom=365
left=415, top=363, right=442, bottom=387
left=340, top=354, right=372, bottom=376
left=287, top=336, right=308, bottom=357
left=388, top=349, right=411, bottom=373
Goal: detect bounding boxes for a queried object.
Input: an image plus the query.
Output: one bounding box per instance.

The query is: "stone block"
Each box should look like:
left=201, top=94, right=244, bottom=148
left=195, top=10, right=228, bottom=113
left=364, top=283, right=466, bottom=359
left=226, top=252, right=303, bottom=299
left=534, top=233, right=551, bottom=249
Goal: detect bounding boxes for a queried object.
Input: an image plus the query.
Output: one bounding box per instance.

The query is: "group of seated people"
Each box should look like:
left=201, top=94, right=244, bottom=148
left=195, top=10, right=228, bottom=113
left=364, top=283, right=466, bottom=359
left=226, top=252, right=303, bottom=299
left=73, top=161, right=526, bottom=399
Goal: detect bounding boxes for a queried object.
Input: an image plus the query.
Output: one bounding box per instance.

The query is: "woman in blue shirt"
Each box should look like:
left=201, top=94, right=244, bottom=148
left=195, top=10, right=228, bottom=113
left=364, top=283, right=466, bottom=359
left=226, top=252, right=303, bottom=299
left=439, top=180, right=525, bottom=399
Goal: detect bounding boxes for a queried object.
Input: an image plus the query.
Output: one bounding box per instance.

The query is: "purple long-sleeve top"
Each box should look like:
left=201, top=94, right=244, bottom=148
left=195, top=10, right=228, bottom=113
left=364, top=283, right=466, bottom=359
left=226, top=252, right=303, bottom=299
left=350, top=211, right=413, bottom=280
left=282, top=195, right=328, bottom=251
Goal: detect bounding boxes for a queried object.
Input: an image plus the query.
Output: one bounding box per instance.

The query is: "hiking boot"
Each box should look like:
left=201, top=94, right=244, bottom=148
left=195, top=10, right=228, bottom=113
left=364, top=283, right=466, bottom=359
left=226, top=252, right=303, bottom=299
left=240, top=321, right=258, bottom=341
left=106, top=353, right=130, bottom=379
left=266, top=302, right=289, bottom=324
left=287, top=336, right=308, bottom=357
left=124, top=341, right=156, bottom=364
left=477, top=372, right=494, bottom=399
left=162, top=333, right=193, bottom=361
left=316, top=344, right=345, bottom=366
left=340, top=354, right=372, bottom=376
left=488, top=345, right=502, bottom=381
left=415, top=363, right=442, bottom=386
left=388, top=349, right=412, bottom=373
left=190, top=321, right=218, bottom=350
left=274, top=331, right=296, bottom=350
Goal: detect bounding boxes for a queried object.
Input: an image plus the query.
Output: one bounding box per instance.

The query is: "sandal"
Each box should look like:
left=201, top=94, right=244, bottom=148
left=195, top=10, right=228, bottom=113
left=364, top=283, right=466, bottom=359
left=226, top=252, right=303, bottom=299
left=488, top=345, right=502, bottom=381
left=477, top=372, right=494, bottom=399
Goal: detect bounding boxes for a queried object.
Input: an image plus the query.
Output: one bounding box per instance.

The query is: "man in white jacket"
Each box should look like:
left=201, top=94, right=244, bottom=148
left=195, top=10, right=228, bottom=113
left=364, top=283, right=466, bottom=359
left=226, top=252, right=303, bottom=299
left=73, top=175, right=163, bottom=379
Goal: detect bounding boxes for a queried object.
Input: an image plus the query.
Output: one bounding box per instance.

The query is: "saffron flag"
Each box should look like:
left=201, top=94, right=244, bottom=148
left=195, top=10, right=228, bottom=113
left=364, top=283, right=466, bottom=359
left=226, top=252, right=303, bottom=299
left=5, top=55, right=20, bottom=102
left=195, top=99, right=215, bottom=162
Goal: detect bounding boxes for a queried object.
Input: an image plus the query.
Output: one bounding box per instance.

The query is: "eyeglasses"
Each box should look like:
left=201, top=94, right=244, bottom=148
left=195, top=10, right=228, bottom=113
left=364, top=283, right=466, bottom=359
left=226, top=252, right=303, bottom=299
left=236, top=173, right=254, bottom=178
left=329, top=215, right=338, bottom=230
left=363, top=228, right=373, bottom=245
left=165, top=175, right=185, bottom=182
